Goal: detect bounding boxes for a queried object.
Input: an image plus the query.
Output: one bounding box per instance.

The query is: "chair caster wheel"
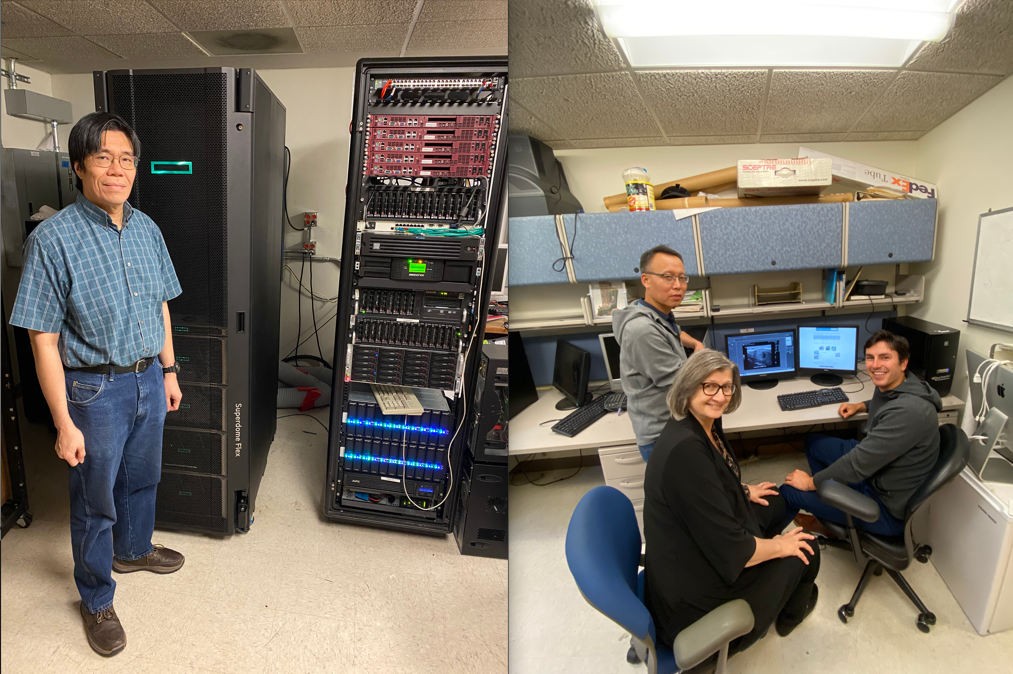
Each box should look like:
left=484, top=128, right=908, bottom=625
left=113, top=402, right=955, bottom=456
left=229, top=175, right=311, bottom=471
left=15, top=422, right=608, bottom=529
left=873, top=566, right=883, bottom=576
left=16, top=513, right=32, bottom=528
left=626, top=646, right=641, bottom=664
left=916, top=545, right=932, bottom=563
left=838, top=605, right=853, bottom=624
left=917, top=615, right=931, bottom=633
left=922, top=612, right=936, bottom=626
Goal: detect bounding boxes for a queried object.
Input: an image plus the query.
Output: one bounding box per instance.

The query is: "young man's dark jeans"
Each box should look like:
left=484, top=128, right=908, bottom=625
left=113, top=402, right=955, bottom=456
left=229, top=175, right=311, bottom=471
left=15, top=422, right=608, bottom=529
left=66, top=363, right=166, bottom=613
left=780, top=433, right=905, bottom=537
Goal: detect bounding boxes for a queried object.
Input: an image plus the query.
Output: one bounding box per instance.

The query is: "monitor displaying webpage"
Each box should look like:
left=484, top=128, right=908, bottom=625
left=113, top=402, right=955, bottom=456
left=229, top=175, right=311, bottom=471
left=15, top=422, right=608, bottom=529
left=726, top=331, right=796, bottom=377
left=798, top=326, right=858, bottom=371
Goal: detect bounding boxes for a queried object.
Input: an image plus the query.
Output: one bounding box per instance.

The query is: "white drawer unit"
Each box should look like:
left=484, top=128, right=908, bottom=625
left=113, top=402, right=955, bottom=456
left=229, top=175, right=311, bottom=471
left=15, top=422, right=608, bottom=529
left=599, top=444, right=647, bottom=482
left=605, top=474, right=645, bottom=505
left=938, top=410, right=959, bottom=426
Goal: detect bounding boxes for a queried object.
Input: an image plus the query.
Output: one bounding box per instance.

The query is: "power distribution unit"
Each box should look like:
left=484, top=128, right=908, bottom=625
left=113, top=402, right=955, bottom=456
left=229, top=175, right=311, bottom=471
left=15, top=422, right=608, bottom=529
left=95, top=67, right=286, bottom=535
left=325, top=57, right=508, bottom=535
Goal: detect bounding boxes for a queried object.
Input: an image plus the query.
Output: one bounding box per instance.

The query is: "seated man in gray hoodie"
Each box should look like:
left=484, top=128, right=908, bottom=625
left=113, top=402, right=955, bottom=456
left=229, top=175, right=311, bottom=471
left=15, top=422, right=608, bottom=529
left=612, top=245, right=706, bottom=462
left=781, top=330, right=942, bottom=537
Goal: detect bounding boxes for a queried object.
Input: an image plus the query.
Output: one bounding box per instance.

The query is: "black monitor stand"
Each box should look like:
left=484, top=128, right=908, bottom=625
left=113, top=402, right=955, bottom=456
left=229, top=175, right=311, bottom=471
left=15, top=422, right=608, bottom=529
left=810, top=372, right=844, bottom=387
left=745, top=378, right=779, bottom=391
left=556, top=393, right=592, bottom=411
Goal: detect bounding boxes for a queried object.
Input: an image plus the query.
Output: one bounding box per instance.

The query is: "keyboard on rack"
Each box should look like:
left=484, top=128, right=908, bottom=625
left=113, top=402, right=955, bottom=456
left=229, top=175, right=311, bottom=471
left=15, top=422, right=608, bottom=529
left=777, top=387, right=849, bottom=411
left=370, top=384, right=425, bottom=416
left=551, top=396, right=608, bottom=437
left=603, top=391, right=627, bottom=412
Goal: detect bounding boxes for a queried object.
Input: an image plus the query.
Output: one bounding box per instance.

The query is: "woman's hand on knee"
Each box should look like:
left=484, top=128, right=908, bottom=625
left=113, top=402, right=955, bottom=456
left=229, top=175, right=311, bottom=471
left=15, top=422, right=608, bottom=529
left=745, top=481, right=778, bottom=505
left=774, top=527, right=815, bottom=564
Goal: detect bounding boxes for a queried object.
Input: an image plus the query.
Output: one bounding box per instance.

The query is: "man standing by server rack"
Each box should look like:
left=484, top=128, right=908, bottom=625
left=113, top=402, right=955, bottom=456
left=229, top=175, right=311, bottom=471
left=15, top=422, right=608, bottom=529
left=10, top=112, right=185, bottom=657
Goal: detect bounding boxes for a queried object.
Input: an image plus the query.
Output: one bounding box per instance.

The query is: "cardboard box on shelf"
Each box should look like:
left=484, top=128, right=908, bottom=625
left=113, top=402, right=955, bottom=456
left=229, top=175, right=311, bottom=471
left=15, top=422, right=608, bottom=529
left=737, top=157, right=832, bottom=197
left=798, top=147, right=937, bottom=199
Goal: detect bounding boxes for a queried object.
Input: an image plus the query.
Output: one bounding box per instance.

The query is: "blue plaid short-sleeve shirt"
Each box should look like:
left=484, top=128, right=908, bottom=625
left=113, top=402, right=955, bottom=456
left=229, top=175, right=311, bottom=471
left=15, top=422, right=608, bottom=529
left=10, top=194, right=183, bottom=368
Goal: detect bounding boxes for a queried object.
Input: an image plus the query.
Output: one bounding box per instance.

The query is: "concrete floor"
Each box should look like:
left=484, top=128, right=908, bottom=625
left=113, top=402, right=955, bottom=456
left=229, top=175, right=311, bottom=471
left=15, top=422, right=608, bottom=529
left=1, top=407, right=507, bottom=674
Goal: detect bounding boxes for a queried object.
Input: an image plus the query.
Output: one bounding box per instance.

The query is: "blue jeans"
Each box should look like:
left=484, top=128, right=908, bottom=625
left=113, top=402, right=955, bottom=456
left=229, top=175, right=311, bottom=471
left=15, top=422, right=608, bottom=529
left=638, top=442, right=655, bottom=462
left=65, top=363, right=166, bottom=613
left=781, top=434, right=905, bottom=537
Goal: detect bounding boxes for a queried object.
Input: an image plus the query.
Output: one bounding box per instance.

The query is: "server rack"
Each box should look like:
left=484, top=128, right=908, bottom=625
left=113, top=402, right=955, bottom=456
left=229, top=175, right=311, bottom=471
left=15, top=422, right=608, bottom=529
left=325, top=57, right=508, bottom=534
left=95, top=67, right=286, bottom=535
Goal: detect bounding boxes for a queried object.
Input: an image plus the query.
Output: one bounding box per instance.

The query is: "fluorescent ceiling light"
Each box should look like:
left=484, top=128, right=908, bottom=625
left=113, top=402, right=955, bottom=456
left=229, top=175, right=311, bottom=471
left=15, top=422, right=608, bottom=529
left=593, top=0, right=962, bottom=68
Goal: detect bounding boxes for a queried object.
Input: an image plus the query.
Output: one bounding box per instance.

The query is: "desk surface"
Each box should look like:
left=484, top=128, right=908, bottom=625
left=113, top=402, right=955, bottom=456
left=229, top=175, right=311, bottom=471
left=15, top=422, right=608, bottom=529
left=510, top=367, right=964, bottom=455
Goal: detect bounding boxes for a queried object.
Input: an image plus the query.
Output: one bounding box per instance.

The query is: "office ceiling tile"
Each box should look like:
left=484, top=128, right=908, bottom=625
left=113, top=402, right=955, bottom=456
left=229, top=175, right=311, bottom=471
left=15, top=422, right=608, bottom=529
left=148, top=1, right=289, bottom=31
left=509, top=0, right=625, bottom=78
left=420, top=0, right=508, bottom=22
left=512, top=73, right=661, bottom=139
left=668, top=135, right=756, bottom=146
left=759, top=133, right=849, bottom=143
left=296, top=24, right=407, bottom=54
left=636, top=70, right=766, bottom=136
left=845, top=131, right=924, bottom=141
left=508, top=102, right=563, bottom=141
left=763, top=70, right=896, bottom=133
left=87, top=32, right=208, bottom=59
left=0, top=36, right=120, bottom=60
left=408, top=20, right=507, bottom=53
left=544, top=140, right=575, bottom=150
left=20, top=1, right=177, bottom=35
left=854, top=70, right=1001, bottom=131
left=570, top=137, right=667, bottom=148
left=0, top=44, right=38, bottom=60
left=288, top=0, right=416, bottom=26
left=907, top=0, right=1013, bottom=76
left=0, top=2, right=73, bottom=37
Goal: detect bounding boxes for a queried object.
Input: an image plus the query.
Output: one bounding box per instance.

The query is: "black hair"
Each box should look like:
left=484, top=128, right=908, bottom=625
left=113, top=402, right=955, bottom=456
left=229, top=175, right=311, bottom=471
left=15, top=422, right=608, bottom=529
left=639, top=245, right=683, bottom=274
left=865, top=329, right=910, bottom=363
left=68, top=112, right=141, bottom=191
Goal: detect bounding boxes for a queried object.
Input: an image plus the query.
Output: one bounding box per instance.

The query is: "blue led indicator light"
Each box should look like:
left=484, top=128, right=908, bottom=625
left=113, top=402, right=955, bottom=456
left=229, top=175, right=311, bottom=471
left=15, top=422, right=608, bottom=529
left=346, top=418, right=448, bottom=435
left=151, top=161, right=192, bottom=174
left=343, top=452, right=442, bottom=471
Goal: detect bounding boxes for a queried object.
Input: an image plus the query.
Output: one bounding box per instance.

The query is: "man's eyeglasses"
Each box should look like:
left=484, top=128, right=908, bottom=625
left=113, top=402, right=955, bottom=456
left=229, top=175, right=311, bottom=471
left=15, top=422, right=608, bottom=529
left=701, top=382, right=736, bottom=397
left=90, top=154, right=139, bottom=170
left=643, top=271, right=690, bottom=286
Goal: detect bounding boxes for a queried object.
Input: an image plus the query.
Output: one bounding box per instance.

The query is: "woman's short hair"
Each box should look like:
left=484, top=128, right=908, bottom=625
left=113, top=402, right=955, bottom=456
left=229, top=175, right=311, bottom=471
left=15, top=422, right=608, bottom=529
left=667, top=350, right=742, bottom=419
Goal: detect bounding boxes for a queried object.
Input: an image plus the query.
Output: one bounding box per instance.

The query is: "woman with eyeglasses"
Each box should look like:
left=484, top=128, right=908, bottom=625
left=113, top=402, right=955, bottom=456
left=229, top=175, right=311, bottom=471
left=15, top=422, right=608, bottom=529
left=643, top=350, right=820, bottom=669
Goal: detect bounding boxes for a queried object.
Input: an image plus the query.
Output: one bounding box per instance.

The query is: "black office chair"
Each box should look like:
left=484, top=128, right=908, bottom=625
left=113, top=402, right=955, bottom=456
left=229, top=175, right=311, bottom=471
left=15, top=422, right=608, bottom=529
left=814, top=424, right=969, bottom=633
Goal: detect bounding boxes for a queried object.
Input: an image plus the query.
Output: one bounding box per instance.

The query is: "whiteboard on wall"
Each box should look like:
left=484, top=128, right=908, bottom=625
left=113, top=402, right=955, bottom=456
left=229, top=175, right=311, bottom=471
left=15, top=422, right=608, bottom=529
left=967, top=207, right=1013, bottom=333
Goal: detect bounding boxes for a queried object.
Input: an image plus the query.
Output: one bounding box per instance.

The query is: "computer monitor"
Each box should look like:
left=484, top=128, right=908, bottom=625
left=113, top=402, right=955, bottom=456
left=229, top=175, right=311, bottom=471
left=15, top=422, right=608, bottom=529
left=599, top=333, right=623, bottom=392
left=553, top=340, right=592, bottom=410
left=508, top=331, right=539, bottom=420
left=797, top=325, right=859, bottom=386
left=724, top=330, right=798, bottom=390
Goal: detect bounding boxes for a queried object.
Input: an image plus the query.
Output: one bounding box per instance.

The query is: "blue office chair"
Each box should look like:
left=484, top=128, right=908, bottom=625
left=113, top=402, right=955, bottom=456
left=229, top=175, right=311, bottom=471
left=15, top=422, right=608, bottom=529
left=565, top=486, right=754, bottom=674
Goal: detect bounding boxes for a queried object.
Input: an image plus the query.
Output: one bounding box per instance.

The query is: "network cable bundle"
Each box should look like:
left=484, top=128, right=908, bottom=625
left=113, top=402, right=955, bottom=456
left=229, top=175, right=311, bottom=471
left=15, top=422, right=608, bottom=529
left=325, top=58, right=508, bottom=534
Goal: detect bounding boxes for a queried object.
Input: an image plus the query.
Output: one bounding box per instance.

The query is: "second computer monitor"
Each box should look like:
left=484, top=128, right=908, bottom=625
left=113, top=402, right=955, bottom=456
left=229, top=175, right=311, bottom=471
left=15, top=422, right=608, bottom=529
left=797, top=325, right=859, bottom=386
left=552, top=340, right=592, bottom=411
left=724, top=330, right=797, bottom=390
left=599, top=333, right=623, bottom=392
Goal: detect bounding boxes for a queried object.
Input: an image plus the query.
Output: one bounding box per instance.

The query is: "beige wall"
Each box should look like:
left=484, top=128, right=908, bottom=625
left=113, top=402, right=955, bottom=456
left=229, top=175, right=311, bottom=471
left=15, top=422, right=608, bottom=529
left=2, top=64, right=58, bottom=150
left=911, top=75, right=1013, bottom=396
left=49, top=68, right=356, bottom=364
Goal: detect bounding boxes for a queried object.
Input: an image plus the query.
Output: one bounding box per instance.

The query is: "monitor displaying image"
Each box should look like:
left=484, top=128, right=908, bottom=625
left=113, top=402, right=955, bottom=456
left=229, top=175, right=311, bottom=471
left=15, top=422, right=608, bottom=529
left=797, top=325, right=859, bottom=386
left=724, top=329, right=797, bottom=390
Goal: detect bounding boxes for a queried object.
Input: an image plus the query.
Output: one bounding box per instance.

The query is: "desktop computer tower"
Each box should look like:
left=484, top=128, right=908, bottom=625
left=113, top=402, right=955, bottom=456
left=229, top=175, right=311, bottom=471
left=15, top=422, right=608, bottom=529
left=95, top=67, right=286, bottom=535
left=324, top=57, right=508, bottom=535
left=468, top=343, right=508, bottom=465
left=883, top=316, right=959, bottom=397
left=454, top=451, right=507, bottom=559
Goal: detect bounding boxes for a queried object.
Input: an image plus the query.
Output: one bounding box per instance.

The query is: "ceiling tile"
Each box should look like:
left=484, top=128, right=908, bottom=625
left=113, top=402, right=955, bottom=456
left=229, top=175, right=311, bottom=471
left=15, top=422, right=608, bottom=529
left=87, top=32, right=208, bottom=59
left=148, top=1, right=289, bottom=31
left=759, top=133, right=848, bottom=143
left=544, top=140, right=575, bottom=150
left=509, top=0, right=625, bottom=78
left=420, top=0, right=508, bottom=22
left=0, top=36, right=121, bottom=60
left=667, top=135, right=755, bottom=146
left=0, top=44, right=38, bottom=60
left=296, top=24, right=407, bottom=54
left=763, top=70, right=896, bottom=133
left=0, top=2, right=73, bottom=37
left=907, top=0, right=1013, bottom=76
left=636, top=70, right=767, bottom=136
left=408, top=20, right=506, bottom=52
left=511, top=73, right=661, bottom=139
left=508, top=102, right=563, bottom=141
left=570, top=137, right=667, bottom=149
left=288, top=0, right=416, bottom=26
left=20, top=1, right=177, bottom=35
left=854, top=70, right=1001, bottom=131
left=845, top=131, right=924, bottom=141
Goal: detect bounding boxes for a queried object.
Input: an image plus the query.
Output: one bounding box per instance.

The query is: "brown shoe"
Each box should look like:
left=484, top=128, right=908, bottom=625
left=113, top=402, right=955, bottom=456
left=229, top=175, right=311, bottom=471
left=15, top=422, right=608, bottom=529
left=112, top=544, right=185, bottom=574
left=794, top=513, right=838, bottom=539
left=80, top=603, right=126, bottom=657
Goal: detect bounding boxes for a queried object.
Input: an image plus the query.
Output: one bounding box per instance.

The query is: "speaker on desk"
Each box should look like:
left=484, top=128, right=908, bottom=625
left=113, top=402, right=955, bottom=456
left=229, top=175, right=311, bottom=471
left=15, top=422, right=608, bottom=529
left=95, top=67, right=286, bottom=535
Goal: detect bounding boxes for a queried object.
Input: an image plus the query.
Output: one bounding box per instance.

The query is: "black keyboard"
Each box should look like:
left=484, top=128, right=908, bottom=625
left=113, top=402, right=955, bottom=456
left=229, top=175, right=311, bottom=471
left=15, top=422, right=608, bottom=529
left=603, top=391, right=627, bottom=412
left=777, top=387, right=849, bottom=411
left=551, top=396, right=608, bottom=437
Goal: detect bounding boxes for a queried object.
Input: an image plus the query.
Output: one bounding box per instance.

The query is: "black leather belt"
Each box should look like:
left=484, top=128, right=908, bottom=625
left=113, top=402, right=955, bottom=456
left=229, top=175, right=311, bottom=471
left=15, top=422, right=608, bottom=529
left=67, top=357, right=157, bottom=375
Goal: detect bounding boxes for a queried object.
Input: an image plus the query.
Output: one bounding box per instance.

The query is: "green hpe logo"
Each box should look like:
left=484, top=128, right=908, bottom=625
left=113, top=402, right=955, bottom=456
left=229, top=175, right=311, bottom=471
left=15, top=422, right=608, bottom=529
left=151, top=161, right=192, bottom=174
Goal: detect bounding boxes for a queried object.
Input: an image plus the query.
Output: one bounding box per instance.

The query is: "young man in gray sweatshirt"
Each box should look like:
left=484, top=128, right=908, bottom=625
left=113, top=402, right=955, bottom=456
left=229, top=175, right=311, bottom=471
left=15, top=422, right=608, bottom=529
left=612, top=245, right=705, bottom=461
left=781, top=330, right=942, bottom=536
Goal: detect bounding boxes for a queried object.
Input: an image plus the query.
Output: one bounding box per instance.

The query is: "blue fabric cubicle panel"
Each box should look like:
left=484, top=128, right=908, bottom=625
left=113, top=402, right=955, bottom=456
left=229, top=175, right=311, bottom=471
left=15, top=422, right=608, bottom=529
left=507, top=216, right=569, bottom=286
left=847, top=199, right=936, bottom=266
left=699, top=204, right=843, bottom=275
left=565, top=211, right=699, bottom=282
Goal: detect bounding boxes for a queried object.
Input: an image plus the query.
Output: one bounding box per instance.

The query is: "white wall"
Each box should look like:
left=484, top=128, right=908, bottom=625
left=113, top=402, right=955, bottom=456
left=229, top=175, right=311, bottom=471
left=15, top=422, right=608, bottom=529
left=2, top=64, right=57, bottom=150
left=50, top=68, right=356, bottom=364
left=911, top=75, right=1013, bottom=396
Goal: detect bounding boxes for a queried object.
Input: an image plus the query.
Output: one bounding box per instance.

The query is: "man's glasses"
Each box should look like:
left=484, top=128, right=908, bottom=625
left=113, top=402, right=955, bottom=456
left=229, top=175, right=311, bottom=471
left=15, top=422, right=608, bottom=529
left=701, top=382, right=736, bottom=397
left=643, top=271, right=690, bottom=286
left=89, top=154, right=139, bottom=170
